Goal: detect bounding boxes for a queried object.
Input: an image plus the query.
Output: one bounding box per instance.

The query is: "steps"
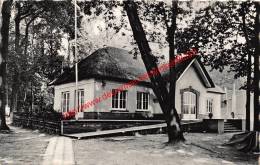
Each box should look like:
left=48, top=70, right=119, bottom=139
left=224, top=121, right=242, bottom=133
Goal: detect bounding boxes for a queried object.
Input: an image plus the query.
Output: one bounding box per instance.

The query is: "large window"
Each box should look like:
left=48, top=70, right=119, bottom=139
left=137, top=92, right=149, bottom=110
left=61, top=92, right=70, bottom=112
left=112, top=89, right=127, bottom=109
left=183, top=91, right=196, bottom=114
left=206, top=98, right=213, bottom=113
left=74, top=89, right=84, bottom=111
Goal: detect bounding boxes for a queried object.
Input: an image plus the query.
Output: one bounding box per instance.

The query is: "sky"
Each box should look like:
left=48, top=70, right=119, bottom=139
left=60, top=1, right=214, bottom=63
left=54, top=0, right=252, bottom=89
left=61, top=1, right=246, bottom=68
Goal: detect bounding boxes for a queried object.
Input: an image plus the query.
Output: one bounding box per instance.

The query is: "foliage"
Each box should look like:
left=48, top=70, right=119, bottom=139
left=176, top=1, right=256, bottom=81
left=7, top=1, right=77, bottom=111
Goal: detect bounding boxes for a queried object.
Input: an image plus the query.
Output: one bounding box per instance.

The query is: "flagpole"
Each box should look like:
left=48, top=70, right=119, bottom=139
left=74, top=0, right=79, bottom=118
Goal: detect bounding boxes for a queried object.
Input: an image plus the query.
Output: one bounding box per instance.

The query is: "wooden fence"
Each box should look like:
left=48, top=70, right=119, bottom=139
left=12, top=112, right=206, bottom=136
left=13, top=112, right=61, bottom=134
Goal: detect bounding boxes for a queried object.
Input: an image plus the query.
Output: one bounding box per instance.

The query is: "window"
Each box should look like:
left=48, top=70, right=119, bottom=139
left=74, top=89, right=84, bottom=111
left=183, top=91, right=196, bottom=114
left=137, top=92, right=149, bottom=110
left=61, top=92, right=70, bottom=112
left=206, top=98, right=213, bottom=113
left=112, top=89, right=127, bottom=109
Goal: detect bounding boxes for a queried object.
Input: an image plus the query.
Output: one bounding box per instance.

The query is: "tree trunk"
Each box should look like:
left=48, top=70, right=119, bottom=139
left=253, top=2, right=259, bottom=132
left=10, top=77, right=18, bottom=112
left=245, top=58, right=252, bottom=131
left=166, top=0, right=185, bottom=143
left=10, top=2, right=22, bottom=113
left=0, top=0, right=12, bottom=130
left=241, top=3, right=252, bottom=131
left=226, top=2, right=260, bottom=153
left=124, top=0, right=184, bottom=143
left=23, top=16, right=38, bottom=57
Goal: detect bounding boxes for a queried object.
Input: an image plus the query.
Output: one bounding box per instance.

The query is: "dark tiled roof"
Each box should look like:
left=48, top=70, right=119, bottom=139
left=50, top=47, right=198, bottom=86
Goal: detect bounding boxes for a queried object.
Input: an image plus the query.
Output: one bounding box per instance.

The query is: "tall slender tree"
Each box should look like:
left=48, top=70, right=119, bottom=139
left=124, top=0, right=185, bottom=143
left=253, top=2, right=259, bottom=132
left=0, top=0, right=13, bottom=130
left=241, top=2, right=253, bottom=131
left=234, top=2, right=260, bottom=152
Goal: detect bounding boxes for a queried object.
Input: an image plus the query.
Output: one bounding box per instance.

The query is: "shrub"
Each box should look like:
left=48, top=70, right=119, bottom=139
left=62, top=110, right=76, bottom=120
left=208, top=112, right=213, bottom=119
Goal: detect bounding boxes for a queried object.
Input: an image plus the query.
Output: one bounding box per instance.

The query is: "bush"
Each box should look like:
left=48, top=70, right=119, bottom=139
left=208, top=112, right=213, bottom=119
left=17, top=105, right=62, bottom=122
left=62, top=110, right=76, bottom=120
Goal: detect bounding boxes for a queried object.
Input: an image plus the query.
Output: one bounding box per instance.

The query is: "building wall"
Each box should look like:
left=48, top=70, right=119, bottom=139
left=226, top=90, right=252, bottom=119
left=92, top=65, right=223, bottom=119
left=53, top=79, right=95, bottom=112
left=53, top=65, right=223, bottom=120
left=226, top=89, right=253, bottom=130
left=206, top=92, right=222, bottom=119
left=93, top=79, right=154, bottom=113
left=221, top=87, right=254, bottom=131
left=175, top=65, right=223, bottom=119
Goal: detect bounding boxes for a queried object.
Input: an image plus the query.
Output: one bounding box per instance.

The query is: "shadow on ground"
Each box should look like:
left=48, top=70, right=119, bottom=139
left=74, top=133, right=258, bottom=165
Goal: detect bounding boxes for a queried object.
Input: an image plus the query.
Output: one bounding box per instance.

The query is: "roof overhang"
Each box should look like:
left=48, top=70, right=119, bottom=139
left=177, top=58, right=215, bottom=88
left=193, top=60, right=214, bottom=88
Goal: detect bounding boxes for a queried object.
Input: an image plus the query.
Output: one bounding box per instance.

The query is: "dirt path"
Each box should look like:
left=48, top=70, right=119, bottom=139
left=42, top=136, right=75, bottom=165
left=0, top=126, right=51, bottom=165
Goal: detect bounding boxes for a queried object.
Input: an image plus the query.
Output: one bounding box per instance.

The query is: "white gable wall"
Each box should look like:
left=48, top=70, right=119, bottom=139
left=176, top=64, right=222, bottom=119
left=176, top=65, right=206, bottom=116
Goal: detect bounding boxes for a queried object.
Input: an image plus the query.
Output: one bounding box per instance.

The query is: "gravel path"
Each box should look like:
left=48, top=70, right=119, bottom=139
left=0, top=126, right=52, bottom=165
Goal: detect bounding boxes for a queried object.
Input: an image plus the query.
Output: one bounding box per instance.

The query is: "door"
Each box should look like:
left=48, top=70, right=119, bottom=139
left=182, top=91, right=196, bottom=120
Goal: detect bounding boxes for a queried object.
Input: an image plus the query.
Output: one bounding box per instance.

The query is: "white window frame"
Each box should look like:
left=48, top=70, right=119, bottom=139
left=111, top=89, right=127, bottom=110
left=61, top=91, right=70, bottom=112
left=206, top=98, right=213, bottom=113
left=183, top=91, right=196, bottom=114
left=136, top=92, right=150, bottom=111
left=74, top=89, right=84, bottom=111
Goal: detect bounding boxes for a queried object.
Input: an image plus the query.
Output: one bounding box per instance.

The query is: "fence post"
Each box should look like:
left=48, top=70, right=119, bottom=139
left=61, top=120, right=63, bottom=135
left=43, top=115, right=45, bottom=131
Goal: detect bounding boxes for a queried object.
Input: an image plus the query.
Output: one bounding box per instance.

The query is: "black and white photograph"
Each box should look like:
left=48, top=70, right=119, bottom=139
left=0, top=0, right=259, bottom=164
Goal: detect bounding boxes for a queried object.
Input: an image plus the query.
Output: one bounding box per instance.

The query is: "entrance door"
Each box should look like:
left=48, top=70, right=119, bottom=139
left=182, top=91, right=196, bottom=120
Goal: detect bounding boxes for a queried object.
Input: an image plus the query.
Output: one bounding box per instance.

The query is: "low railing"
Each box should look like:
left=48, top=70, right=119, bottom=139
left=61, top=119, right=165, bottom=134
left=13, top=112, right=61, bottom=134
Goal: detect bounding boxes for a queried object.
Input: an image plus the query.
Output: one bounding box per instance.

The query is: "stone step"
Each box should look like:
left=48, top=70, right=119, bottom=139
left=224, top=127, right=239, bottom=130
left=224, top=125, right=237, bottom=128
left=224, top=123, right=233, bottom=125
left=224, top=129, right=242, bottom=132
left=224, top=123, right=241, bottom=132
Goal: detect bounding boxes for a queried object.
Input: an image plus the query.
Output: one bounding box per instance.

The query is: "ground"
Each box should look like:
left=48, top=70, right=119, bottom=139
left=74, top=133, right=258, bottom=165
left=0, top=126, right=258, bottom=165
left=0, top=126, right=51, bottom=165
